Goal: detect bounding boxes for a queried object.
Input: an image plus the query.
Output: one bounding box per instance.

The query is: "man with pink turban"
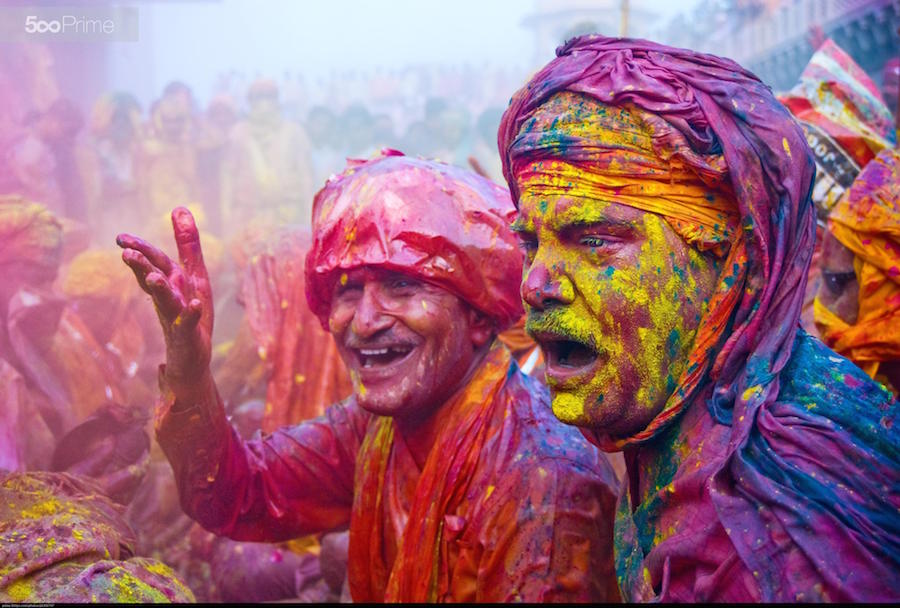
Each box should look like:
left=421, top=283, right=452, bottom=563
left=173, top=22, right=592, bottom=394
left=499, top=35, right=899, bottom=602
left=117, top=150, right=620, bottom=602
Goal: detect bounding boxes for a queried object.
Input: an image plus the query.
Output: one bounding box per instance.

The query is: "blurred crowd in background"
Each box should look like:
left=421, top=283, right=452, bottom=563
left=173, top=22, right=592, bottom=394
left=0, top=59, right=523, bottom=252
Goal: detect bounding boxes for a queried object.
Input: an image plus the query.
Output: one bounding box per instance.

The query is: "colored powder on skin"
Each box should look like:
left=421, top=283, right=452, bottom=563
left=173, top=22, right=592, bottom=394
left=554, top=392, right=589, bottom=421
left=529, top=197, right=714, bottom=428
left=631, top=216, right=697, bottom=407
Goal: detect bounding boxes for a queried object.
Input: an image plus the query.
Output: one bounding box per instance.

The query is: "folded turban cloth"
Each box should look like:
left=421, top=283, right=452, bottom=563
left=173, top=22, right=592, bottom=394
left=305, top=150, right=524, bottom=331
left=779, top=39, right=895, bottom=219
left=499, top=35, right=899, bottom=602
left=509, top=92, right=739, bottom=256
left=815, top=148, right=900, bottom=380
left=0, top=195, right=62, bottom=287
left=499, top=34, right=816, bottom=447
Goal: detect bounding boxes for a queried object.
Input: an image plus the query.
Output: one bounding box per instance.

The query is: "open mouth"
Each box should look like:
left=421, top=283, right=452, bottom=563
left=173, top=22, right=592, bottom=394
left=530, top=329, right=600, bottom=376
left=541, top=338, right=599, bottom=369
left=353, top=344, right=415, bottom=369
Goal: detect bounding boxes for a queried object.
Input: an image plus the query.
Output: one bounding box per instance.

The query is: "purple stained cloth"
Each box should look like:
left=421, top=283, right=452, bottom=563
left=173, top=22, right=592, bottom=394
left=499, top=35, right=899, bottom=602
left=0, top=471, right=195, bottom=602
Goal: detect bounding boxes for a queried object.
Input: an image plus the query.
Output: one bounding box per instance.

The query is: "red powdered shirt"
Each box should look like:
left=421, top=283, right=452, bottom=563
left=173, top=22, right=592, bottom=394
left=155, top=344, right=620, bottom=602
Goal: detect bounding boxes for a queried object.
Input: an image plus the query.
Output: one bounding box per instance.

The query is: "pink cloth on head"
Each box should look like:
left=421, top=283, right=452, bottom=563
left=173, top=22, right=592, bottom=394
left=305, top=150, right=524, bottom=332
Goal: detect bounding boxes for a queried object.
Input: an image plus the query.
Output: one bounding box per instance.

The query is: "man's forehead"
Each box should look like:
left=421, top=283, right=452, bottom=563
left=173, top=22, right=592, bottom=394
left=514, top=193, right=643, bottom=231
left=342, top=266, right=414, bottom=281
left=339, top=266, right=452, bottom=295
left=820, top=230, right=856, bottom=265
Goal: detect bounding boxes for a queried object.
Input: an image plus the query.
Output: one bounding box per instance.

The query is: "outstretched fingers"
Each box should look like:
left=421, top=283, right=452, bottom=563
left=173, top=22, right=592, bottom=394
left=121, top=248, right=157, bottom=294
left=116, top=233, right=177, bottom=275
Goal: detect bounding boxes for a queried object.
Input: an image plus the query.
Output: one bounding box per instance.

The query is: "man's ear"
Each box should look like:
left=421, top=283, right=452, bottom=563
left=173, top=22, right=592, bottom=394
left=467, top=307, right=494, bottom=348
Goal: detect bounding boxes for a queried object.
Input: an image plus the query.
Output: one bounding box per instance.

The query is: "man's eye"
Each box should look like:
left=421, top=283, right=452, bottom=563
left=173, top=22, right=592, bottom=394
left=389, top=278, right=419, bottom=291
left=335, top=283, right=362, bottom=297
left=580, top=236, right=607, bottom=248
left=517, top=236, right=539, bottom=255
left=822, top=270, right=856, bottom=295
left=518, top=239, right=538, bottom=252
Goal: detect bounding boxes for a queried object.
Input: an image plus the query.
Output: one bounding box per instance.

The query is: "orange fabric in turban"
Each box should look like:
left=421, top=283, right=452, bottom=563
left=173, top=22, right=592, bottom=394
left=816, top=148, right=900, bottom=381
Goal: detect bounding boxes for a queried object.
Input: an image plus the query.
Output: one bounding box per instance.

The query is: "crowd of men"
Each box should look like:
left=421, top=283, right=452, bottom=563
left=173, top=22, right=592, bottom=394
left=1, top=31, right=898, bottom=603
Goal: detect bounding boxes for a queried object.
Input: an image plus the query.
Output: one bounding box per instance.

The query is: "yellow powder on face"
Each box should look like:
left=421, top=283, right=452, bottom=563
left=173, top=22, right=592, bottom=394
left=631, top=216, right=694, bottom=407
left=551, top=391, right=588, bottom=423
left=557, top=214, right=696, bottom=419
left=521, top=192, right=718, bottom=435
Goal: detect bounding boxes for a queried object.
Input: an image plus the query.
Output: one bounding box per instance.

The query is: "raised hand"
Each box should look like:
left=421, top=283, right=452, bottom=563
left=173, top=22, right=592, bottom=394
left=117, top=207, right=214, bottom=399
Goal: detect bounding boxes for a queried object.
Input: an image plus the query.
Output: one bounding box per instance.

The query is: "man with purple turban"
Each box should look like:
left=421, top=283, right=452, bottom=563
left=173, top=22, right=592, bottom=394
left=499, top=35, right=899, bottom=602
left=116, top=150, right=620, bottom=602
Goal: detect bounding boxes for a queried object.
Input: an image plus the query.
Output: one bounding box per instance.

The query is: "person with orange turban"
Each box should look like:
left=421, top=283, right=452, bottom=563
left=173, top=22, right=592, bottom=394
left=814, top=147, right=900, bottom=394
left=779, top=38, right=896, bottom=335
left=499, top=35, right=900, bottom=602
left=117, top=150, right=620, bottom=602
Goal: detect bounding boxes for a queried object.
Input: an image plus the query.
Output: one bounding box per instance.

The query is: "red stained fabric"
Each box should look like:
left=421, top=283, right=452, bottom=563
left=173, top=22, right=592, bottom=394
left=155, top=345, right=620, bottom=602
left=240, top=226, right=352, bottom=431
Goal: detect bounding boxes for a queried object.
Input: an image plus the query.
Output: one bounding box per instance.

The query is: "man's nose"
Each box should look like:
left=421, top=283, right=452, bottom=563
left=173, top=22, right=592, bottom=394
left=350, top=284, right=394, bottom=338
left=522, top=259, right=575, bottom=311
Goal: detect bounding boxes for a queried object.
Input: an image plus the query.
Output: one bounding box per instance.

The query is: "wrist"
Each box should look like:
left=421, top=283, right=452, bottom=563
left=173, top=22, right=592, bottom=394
left=162, top=364, right=216, bottom=408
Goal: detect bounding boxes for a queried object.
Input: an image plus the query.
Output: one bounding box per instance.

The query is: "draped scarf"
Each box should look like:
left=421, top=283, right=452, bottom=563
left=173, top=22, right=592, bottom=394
left=347, top=344, right=510, bottom=602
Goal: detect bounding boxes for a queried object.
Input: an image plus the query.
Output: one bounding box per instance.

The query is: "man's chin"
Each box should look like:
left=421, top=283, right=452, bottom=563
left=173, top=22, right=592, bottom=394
left=354, top=387, right=419, bottom=418
left=549, top=391, right=635, bottom=443
left=355, top=393, right=399, bottom=417
left=550, top=392, right=592, bottom=426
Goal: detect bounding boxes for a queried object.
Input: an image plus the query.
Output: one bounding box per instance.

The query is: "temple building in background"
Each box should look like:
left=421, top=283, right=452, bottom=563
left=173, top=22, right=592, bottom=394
left=521, top=0, right=897, bottom=95
left=653, top=0, right=899, bottom=93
